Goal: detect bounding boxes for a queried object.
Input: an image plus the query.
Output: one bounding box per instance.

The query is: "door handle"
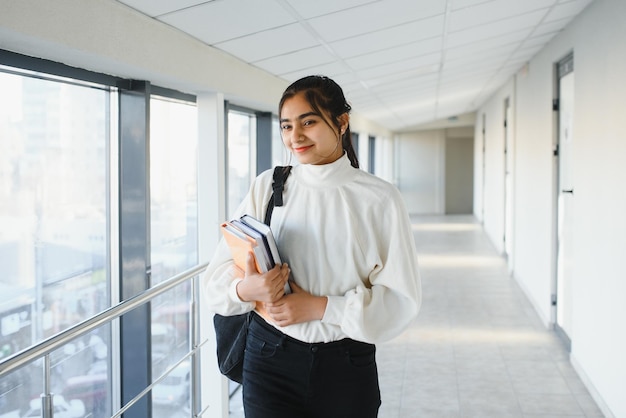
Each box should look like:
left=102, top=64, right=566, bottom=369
left=562, top=189, right=574, bottom=194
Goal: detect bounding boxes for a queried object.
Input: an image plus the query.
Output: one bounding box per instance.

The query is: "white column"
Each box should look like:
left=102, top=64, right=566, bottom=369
left=197, top=92, right=230, bottom=418
left=358, top=132, right=369, bottom=172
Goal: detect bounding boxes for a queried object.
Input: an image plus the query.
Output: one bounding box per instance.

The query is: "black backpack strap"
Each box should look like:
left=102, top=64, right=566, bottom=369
left=264, top=166, right=292, bottom=226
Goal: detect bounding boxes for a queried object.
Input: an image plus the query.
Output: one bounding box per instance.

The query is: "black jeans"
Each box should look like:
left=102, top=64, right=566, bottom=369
left=242, top=313, right=381, bottom=418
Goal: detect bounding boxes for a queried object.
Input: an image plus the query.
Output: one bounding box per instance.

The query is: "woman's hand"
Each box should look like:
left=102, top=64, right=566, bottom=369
left=264, top=281, right=328, bottom=327
left=235, top=252, right=290, bottom=303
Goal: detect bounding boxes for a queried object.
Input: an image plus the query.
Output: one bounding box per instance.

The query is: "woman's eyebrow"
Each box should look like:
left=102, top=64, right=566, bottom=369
left=280, top=111, right=319, bottom=123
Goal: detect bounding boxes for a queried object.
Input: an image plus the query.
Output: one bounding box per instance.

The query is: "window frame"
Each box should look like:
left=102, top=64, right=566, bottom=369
left=0, top=48, right=198, bottom=416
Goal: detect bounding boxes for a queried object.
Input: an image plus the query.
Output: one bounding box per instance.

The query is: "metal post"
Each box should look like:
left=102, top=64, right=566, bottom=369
left=190, top=275, right=201, bottom=417
left=41, top=354, right=53, bottom=418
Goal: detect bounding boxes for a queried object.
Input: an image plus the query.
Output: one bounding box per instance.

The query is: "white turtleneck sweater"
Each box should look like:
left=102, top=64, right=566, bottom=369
left=202, top=154, right=421, bottom=344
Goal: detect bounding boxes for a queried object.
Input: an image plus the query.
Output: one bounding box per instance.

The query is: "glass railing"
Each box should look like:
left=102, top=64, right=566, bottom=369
left=0, top=262, right=209, bottom=418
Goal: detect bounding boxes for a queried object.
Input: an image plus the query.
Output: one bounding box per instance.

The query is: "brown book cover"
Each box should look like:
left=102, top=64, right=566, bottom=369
left=220, top=222, right=267, bottom=274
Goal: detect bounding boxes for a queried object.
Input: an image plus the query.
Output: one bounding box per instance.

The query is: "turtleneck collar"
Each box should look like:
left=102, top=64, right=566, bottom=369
left=293, top=153, right=357, bottom=188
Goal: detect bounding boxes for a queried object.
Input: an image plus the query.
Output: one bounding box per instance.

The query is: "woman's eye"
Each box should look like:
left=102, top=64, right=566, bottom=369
left=303, top=120, right=315, bottom=126
left=281, top=124, right=291, bottom=130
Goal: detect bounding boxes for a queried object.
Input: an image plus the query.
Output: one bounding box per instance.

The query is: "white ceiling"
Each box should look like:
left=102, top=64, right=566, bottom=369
left=115, top=0, right=593, bottom=131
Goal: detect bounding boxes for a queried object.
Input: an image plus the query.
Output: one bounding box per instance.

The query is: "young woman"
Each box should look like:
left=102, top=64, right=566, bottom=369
left=202, top=75, right=421, bottom=417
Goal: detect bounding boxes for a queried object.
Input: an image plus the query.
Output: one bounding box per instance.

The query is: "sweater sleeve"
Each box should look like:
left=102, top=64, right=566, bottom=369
left=200, top=171, right=273, bottom=315
left=321, top=188, right=422, bottom=343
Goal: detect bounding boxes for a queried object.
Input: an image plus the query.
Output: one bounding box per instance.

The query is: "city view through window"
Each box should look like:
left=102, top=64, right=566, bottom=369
left=0, top=69, right=110, bottom=416
left=0, top=69, right=199, bottom=418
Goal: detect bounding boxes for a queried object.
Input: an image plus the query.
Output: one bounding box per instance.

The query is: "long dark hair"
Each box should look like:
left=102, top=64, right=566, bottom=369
left=279, top=75, right=360, bottom=168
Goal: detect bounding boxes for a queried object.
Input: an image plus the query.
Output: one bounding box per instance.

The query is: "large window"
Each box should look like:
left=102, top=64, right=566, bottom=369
left=0, top=66, right=112, bottom=416
left=0, top=46, right=301, bottom=416
left=368, top=135, right=376, bottom=174
left=0, top=55, right=201, bottom=417
left=227, top=109, right=256, bottom=216
left=149, top=95, right=198, bottom=283
left=149, top=96, right=198, bottom=415
left=272, top=116, right=294, bottom=168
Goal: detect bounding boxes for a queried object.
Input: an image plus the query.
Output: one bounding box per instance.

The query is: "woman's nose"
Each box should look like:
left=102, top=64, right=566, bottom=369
left=291, top=124, right=302, bottom=138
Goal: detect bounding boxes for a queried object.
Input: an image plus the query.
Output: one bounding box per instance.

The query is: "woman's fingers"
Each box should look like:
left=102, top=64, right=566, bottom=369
left=249, top=262, right=290, bottom=303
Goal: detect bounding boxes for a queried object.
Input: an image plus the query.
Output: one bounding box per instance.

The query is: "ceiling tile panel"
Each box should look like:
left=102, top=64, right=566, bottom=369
left=379, top=90, right=438, bottom=109
left=253, top=46, right=336, bottom=75
left=441, top=75, right=496, bottom=92
left=159, top=0, right=295, bottom=44
left=371, top=85, right=433, bottom=102
left=344, top=89, right=372, bottom=102
left=284, top=0, right=377, bottom=19
left=442, top=64, right=500, bottom=83
left=116, top=0, right=209, bottom=17
left=445, top=43, right=517, bottom=71
left=519, top=32, right=560, bottom=51
left=307, top=1, right=445, bottom=43
left=351, top=97, right=382, bottom=110
left=329, top=15, right=444, bottom=58
left=340, top=81, right=362, bottom=94
left=280, top=63, right=352, bottom=82
left=216, top=24, right=319, bottom=63
left=445, top=29, right=529, bottom=60
left=507, top=44, right=544, bottom=63
left=319, top=71, right=361, bottom=87
left=346, top=44, right=441, bottom=71
left=531, top=17, right=569, bottom=37
left=359, top=105, right=401, bottom=120
left=390, top=0, right=446, bottom=13
left=441, top=62, right=498, bottom=81
left=544, top=0, right=594, bottom=23
left=356, top=54, right=441, bottom=83
left=451, top=0, right=496, bottom=11
left=360, top=72, right=437, bottom=95
left=447, top=10, right=544, bottom=48
left=439, top=74, right=493, bottom=91
left=449, top=0, right=554, bottom=32
left=393, top=98, right=440, bottom=116
left=370, top=75, right=439, bottom=95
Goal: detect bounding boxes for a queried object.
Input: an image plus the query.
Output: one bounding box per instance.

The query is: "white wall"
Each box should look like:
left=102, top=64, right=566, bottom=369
left=473, top=79, right=516, bottom=255
left=396, top=127, right=475, bottom=215
left=475, top=0, right=626, bottom=416
left=395, top=130, right=446, bottom=214
left=566, top=1, right=626, bottom=416
left=375, top=136, right=395, bottom=184
left=350, top=112, right=393, bottom=174
left=445, top=132, right=474, bottom=214
left=473, top=115, right=485, bottom=222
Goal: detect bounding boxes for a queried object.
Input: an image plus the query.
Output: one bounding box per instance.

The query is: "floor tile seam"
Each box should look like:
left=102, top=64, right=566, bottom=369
left=395, top=341, right=411, bottom=413
left=549, top=349, right=600, bottom=415
left=503, top=355, right=588, bottom=416
left=450, top=334, right=466, bottom=415
left=572, top=392, right=606, bottom=418
left=497, top=342, right=527, bottom=416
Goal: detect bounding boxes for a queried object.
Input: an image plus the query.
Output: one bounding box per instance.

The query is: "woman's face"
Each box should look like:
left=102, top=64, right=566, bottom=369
left=279, top=92, right=347, bottom=165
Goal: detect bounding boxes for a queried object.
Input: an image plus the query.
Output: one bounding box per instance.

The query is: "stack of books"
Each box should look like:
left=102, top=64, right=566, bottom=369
left=221, top=214, right=282, bottom=274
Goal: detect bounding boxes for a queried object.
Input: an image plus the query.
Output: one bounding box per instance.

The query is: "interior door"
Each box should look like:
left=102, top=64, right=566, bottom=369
left=503, top=98, right=514, bottom=263
left=481, top=114, right=486, bottom=223
left=556, top=55, right=575, bottom=342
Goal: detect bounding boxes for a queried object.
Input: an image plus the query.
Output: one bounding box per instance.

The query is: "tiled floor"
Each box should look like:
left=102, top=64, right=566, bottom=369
left=230, top=215, right=604, bottom=417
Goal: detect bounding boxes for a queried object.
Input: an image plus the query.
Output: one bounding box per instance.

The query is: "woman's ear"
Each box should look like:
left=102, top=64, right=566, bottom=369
left=338, top=113, right=350, bottom=134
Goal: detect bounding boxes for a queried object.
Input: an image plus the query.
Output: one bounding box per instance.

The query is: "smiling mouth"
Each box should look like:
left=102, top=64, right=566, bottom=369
left=293, top=145, right=313, bottom=153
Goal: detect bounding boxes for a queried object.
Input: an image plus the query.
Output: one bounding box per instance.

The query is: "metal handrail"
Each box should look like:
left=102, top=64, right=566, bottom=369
left=111, top=342, right=209, bottom=418
left=0, top=262, right=208, bottom=376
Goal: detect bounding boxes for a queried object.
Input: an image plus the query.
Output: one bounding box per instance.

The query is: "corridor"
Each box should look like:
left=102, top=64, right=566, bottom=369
left=376, top=215, right=603, bottom=417
left=232, top=215, right=604, bottom=417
